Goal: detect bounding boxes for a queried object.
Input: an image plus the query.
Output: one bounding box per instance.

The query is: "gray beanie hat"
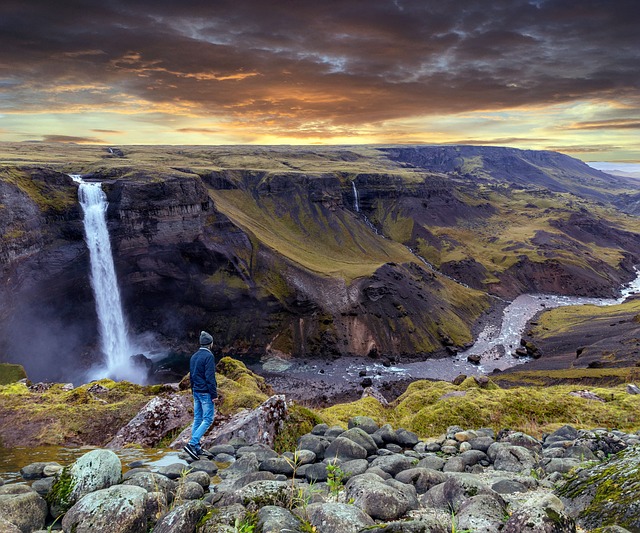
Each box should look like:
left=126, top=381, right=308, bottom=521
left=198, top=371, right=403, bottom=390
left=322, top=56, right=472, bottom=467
left=199, top=330, right=213, bottom=345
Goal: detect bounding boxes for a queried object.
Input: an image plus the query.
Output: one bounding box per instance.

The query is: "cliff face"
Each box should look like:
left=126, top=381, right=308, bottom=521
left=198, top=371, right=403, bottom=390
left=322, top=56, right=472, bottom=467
left=1, top=144, right=639, bottom=381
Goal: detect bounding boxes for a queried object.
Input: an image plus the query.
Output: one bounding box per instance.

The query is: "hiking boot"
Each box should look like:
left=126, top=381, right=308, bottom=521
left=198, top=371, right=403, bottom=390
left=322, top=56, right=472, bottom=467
left=183, top=444, right=199, bottom=461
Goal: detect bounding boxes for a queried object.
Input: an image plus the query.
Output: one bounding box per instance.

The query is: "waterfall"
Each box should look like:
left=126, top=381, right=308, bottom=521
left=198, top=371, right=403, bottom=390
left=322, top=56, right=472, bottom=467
left=71, top=175, right=136, bottom=381
left=351, top=182, right=360, bottom=212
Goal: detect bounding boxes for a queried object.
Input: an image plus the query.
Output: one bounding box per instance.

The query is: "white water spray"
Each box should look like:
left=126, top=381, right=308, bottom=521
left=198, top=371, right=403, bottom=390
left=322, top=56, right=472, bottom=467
left=71, top=175, right=137, bottom=381
left=351, top=182, right=360, bottom=212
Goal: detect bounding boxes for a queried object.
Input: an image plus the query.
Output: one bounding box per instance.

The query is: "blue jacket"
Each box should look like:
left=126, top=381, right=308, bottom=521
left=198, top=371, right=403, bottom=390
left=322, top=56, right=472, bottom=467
left=189, top=347, right=217, bottom=397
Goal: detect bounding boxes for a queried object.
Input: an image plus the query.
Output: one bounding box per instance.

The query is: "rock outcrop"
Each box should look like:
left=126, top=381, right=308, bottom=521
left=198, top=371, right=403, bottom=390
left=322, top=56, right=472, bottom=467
left=6, top=419, right=640, bottom=532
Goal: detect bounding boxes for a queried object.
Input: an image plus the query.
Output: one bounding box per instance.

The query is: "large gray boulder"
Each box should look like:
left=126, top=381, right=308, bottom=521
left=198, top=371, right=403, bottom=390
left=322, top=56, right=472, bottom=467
left=258, top=505, right=303, bottom=533
left=340, top=427, right=378, bottom=456
left=503, top=493, right=574, bottom=533
left=107, top=393, right=192, bottom=448
left=347, top=416, right=379, bottom=434
left=303, top=501, right=375, bottom=533
left=490, top=444, right=537, bottom=473
left=61, top=485, right=148, bottom=533
left=324, top=436, right=368, bottom=461
left=173, top=395, right=288, bottom=449
left=122, top=471, right=176, bottom=500
left=455, top=493, right=509, bottom=532
left=153, top=500, right=209, bottom=533
left=345, top=473, right=419, bottom=521
left=49, top=449, right=122, bottom=516
left=0, top=485, right=47, bottom=533
left=369, top=454, right=415, bottom=477
left=394, top=467, right=447, bottom=494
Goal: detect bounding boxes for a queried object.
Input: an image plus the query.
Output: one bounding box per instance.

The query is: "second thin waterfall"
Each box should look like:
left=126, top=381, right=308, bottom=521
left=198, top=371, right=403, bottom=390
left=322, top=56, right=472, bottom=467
left=72, top=175, right=136, bottom=381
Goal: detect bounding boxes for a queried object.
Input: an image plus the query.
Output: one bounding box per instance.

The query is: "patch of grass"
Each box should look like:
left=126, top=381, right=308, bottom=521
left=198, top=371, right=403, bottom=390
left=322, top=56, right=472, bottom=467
left=529, top=300, right=640, bottom=339
left=319, top=375, right=640, bottom=440
left=320, top=396, right=390, bottom=429
left=209, top=186, right=416, bottom=283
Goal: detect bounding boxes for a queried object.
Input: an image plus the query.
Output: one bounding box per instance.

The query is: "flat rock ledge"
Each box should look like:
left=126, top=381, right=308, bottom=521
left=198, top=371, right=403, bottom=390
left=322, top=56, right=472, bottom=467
left=3, top=419, right=640, bottom=532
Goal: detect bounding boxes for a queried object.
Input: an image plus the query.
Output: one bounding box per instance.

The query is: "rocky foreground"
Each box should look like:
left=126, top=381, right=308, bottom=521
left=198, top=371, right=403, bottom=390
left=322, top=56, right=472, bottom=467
left=1, top=402, right=639, bottom=532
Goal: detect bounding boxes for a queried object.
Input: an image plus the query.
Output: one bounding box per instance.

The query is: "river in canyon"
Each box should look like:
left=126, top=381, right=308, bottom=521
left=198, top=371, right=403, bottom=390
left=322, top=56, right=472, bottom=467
left=257, top=268, right=640, bottom=394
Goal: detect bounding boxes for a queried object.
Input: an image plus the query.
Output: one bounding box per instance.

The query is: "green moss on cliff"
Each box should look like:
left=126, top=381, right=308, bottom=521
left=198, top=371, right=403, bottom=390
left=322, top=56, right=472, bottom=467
left=0, top=168, right=76, bottom=212
left=0, top=363, right=27, bottom=385
left=558, top=447, right=640, bottom=530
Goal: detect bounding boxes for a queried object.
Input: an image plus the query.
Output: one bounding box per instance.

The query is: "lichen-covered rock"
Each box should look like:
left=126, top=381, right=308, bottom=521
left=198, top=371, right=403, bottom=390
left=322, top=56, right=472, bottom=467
left=68, top=449, right=122, bottom=501
left=107, top=393, right=192, bottom=448
left=258, top=505, right=303, bottom=533
left=122, top=471, right=176, bottom=500
left=0, top=485, right=48, bottom=533
left=61, top=485, right=148, bottom=533
left=303, top=501, right=375, bottom=533
left=172, top=395, right=288, bottom=450
left=153, top=500, right=209, bottom=533
left=503, top=493, right=574, bottom=533
left=324, top=436, right=368, bottom=461
left=345, top=473, right=419, bottom=521
left=456, top=493, right=508, bottom=532
left=558, top=447, right=640, bottom=530
left=395, top=467, right=447, bottom=494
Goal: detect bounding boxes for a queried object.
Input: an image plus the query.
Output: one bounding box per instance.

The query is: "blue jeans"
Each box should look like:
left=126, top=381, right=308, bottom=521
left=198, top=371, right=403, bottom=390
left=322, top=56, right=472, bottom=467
left=189, top=391, right=214, bottom=448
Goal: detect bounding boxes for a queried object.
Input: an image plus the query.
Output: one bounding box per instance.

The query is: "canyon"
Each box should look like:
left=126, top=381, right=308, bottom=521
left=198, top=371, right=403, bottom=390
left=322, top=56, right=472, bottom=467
left=1, top=143, right=639, bottom=383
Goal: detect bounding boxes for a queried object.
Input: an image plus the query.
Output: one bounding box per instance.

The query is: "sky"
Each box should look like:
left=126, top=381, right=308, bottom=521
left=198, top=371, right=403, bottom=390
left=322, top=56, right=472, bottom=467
left=1, top=0, right=639, bottom=162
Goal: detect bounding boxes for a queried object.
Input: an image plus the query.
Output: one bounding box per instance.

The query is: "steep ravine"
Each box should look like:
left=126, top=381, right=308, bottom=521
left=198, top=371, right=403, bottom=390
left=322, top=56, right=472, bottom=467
left=1, top=145, right=639, bottom=384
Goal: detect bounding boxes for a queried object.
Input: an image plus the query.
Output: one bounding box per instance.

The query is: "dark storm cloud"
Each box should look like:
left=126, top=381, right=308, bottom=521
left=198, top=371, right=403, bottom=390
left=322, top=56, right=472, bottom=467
left=1, top=0, right=639, bottom=133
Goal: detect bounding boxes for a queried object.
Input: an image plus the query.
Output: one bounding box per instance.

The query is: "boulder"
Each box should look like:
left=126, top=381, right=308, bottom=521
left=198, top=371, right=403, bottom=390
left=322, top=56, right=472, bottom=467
left=199, top=503, right=248, bottom=532
left=0, top=485, right=47, bottom=533
left=421, top=474, right=504, bottom=514
left=345, top=473, right=419, bottom=521
left=503, top=493, right=574, bottom=532
left=297, top=434, right=329, bottom=460
left=61, top=485, right=148, bottom=533
left=20, top=461, right=61, bottom=480
left=303, top=501, right=375, bottom=533
left=260, top=457, right=295, bottom=476
left=489, top=443, right=537, bottom=473
left=175, top=395, right=287, bottom=449
left=347, top=416, right=379, bottom=434
left=339, top=427, right=378, bottom=456
left=122, top=472, right=176, bottom=500
left=456, top=493, right=509, bottom=532
left=394, top=467, right=447, bottom=494
left=236, top=444, right=279, bottom=462
left=258, top=505, right=303, bottom=533
left=174, top=480, right=205, bottom=501
left=153, top=500, right=209, bottom=533
left=49, top=449, right=122, bottom=516
left=369, top=454, right=415, bottom=477
left=324, top=437, right=368, bottom=461
left=108, top=393, right=192, bottom=448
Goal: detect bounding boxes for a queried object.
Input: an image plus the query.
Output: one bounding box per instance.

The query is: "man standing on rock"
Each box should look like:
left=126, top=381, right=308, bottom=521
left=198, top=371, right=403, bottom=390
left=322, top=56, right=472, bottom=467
left=183, top=331, right=217, bottom=461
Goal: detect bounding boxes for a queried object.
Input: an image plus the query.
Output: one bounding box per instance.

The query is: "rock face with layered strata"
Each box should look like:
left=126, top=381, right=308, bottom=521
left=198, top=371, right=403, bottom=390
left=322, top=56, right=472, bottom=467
left=2, top=145, right=640, bottom=380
